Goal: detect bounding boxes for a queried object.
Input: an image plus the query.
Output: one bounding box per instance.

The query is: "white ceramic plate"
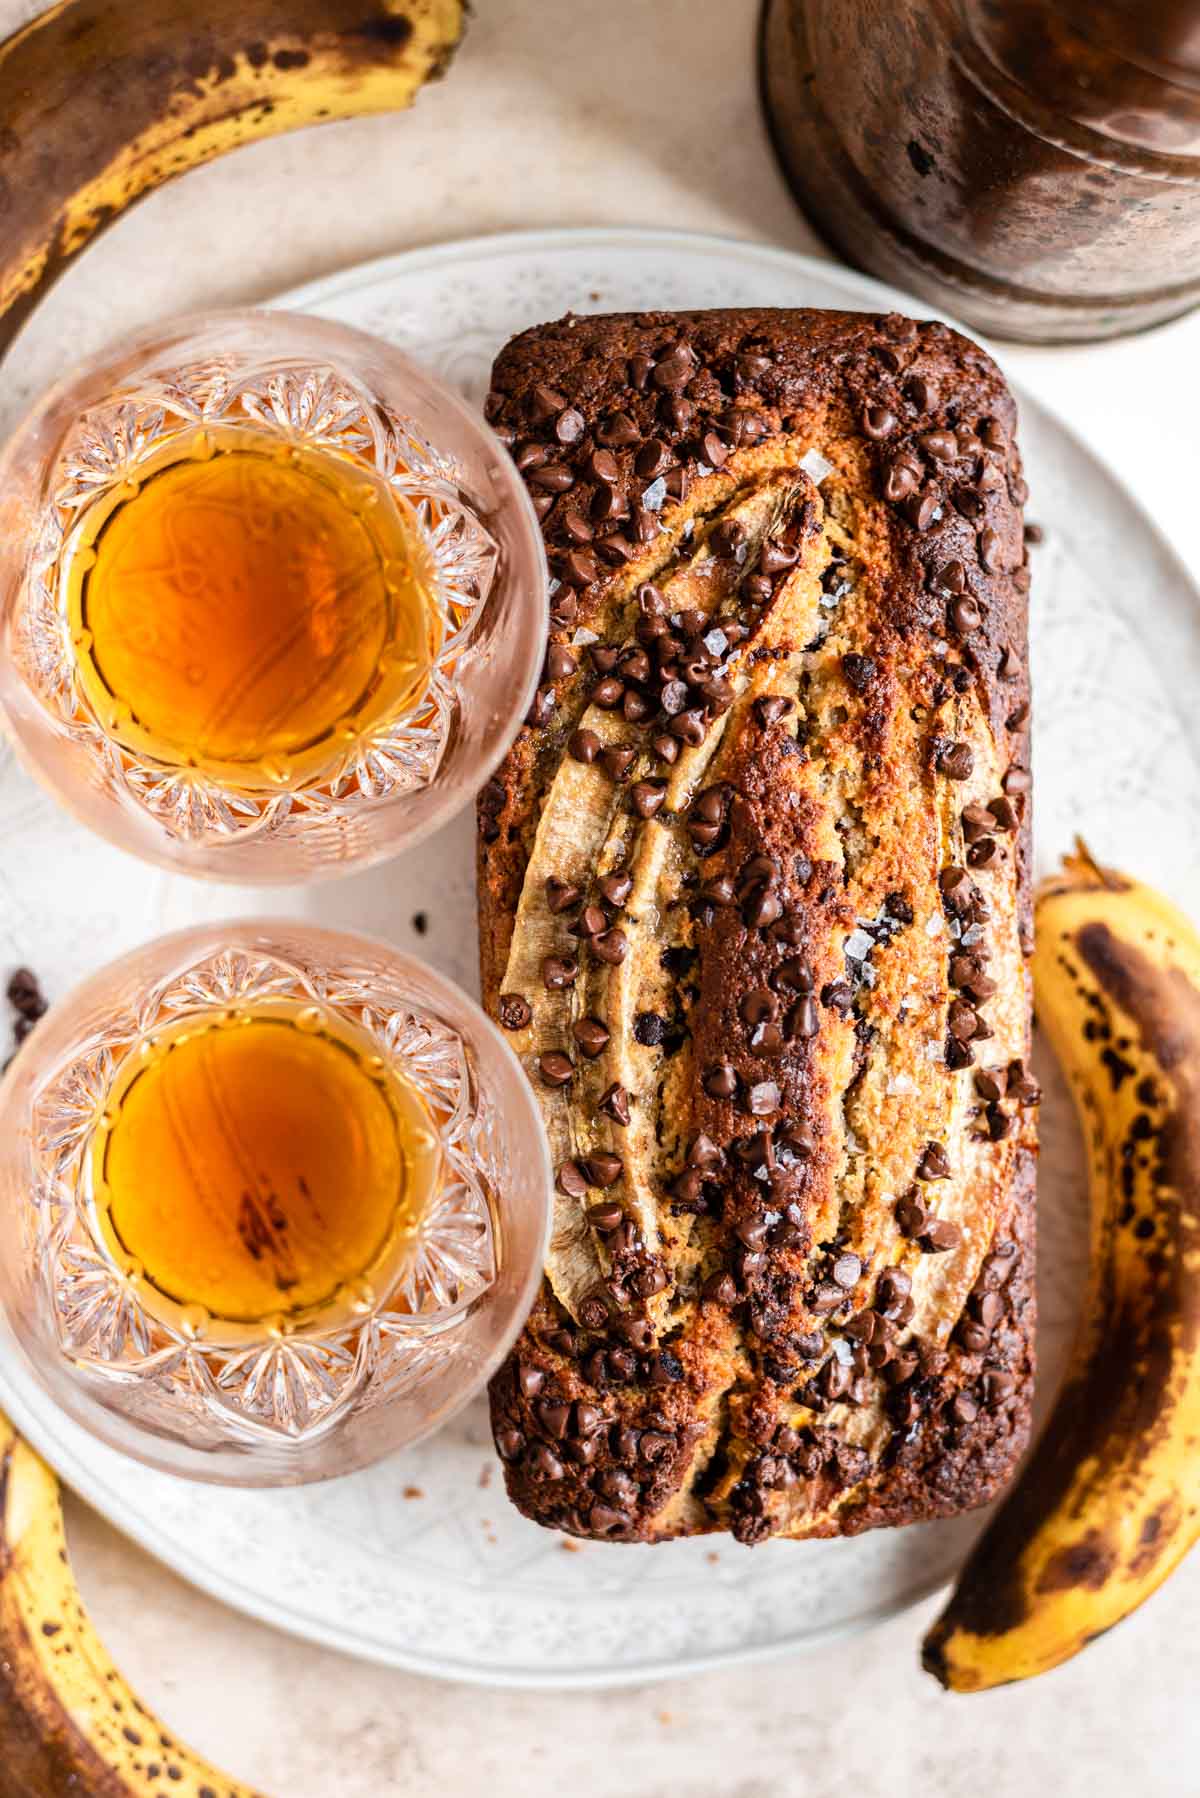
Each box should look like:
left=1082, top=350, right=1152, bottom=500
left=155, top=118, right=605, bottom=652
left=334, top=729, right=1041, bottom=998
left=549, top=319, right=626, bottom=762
left=0, top=228, right=1197, bottom=1689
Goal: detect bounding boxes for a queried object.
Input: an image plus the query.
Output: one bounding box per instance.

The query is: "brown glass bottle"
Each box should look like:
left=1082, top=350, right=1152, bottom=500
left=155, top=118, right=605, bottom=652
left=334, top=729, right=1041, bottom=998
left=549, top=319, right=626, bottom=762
left=762, top=0, right=1200, bottom=341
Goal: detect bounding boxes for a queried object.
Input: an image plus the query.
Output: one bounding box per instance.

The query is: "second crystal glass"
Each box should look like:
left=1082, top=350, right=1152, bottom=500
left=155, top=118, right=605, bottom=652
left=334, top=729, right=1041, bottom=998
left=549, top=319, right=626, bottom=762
left=0, top=309, right=547, bottom=880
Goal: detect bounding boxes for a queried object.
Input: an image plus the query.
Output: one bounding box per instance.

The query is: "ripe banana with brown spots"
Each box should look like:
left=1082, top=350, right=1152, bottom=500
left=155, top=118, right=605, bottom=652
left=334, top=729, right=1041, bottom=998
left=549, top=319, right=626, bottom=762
left=924, top=844, right=1200, bottom=1690
left=0, top=1414, right=266, bottom=1795
left=0, top=1, right=465, bottom=1785
left=0, top=0, right=467, bottom=361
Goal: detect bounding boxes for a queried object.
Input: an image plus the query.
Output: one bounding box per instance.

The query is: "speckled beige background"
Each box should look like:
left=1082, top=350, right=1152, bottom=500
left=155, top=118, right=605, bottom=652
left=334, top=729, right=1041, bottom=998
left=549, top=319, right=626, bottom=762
left=2, top=3, right=1199, bottom=1793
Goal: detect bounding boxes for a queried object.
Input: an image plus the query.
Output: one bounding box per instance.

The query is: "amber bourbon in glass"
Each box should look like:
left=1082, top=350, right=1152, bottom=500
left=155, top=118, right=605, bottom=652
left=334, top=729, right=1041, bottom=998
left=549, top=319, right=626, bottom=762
left=0, top=311, right=546, bottom=880
left=0, top=923, right=551, bottom=1484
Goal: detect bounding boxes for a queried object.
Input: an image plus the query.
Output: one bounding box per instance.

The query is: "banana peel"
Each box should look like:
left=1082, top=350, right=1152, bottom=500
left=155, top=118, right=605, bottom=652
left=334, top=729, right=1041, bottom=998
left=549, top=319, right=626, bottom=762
left=0, top=0, right=466, bottom=1785
left=0, top=0, right=467, bottom=362
left=924, top=843, right=1200, bottom=1690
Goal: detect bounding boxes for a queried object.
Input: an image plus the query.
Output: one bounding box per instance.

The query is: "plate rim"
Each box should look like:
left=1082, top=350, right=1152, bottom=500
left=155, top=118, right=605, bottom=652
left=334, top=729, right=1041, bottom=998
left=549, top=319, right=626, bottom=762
left=4, top=223, right=1196, bottom=1690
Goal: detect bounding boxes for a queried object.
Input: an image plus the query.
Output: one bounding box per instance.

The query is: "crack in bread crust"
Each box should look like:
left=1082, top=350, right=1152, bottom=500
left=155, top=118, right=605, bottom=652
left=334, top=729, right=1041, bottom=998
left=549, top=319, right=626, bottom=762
left=479, top=308, right=1036, bottom=1545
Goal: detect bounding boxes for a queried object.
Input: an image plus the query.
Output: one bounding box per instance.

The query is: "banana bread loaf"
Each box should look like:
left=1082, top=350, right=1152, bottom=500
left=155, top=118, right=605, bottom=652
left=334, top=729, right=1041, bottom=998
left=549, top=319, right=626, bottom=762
left=478, top=307, right=1037, bottom=1544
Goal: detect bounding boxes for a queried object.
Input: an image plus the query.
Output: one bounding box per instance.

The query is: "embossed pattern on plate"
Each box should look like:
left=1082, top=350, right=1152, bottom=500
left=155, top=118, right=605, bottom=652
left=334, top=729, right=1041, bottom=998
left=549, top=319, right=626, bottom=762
left=0, top=229, right=1196, bottom=1687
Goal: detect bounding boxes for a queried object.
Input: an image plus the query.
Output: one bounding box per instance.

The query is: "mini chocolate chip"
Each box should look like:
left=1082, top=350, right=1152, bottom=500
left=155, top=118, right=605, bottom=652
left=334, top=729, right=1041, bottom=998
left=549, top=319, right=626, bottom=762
left=936, top=740, right=975, bottom=781
left=573, top=1015, right=610, bottom=1057
left=497, top=992, right=532, bottom=1031
left=587, top=447, right=620, bottom=485
left=950, top=594, right=983, bottom=634
left=591, top=929, right=629, bottom=965
left=822, top=980, right=854, bottom=1014
left=988, top=796, right=1019, bottom=832
left=968, top=838, right=998, bottom=868
left=981, top=1369, right=1017, bottom=1406
left=546, top=876, right=582, bottom=914
left=832, top=1252, right=862, bottom=1289
left=703, top=1062, right=738, bottom=1099
left=591, top=675, right=624, bottom=710
left=599, top=745, right=637, bottom=783
left=557, top=1161, right=589, bottom=1198
left=949, top=998, right=979, bottom=1041
left=746, top=1080, right=781, bottom=1117
left=862, top=405, right=897, bottom=440
left=974, top=1066, right=1007, bottom=1102
left=599, top=1082, right=631, bottom=1126
left=739, top=987, right=780, bottom=1025
left=921, top=1217, right=962, bottom=1252
left=1002, top=765, right=1032, bottom=794
left=918, top=1142, right=952, bottom=1181
left=905, top=489, right=939, bottom=531
left=883, top=455, right=920, bottom=503
left=528, top=1444, right=565, bottom=1481
left=546, top=643, right=578, bottom=682
left=630, top=780, right=667, bottom=819
left=586, top=1201, right=625, bottom=1232
left=918, top=429, right=957, bottom=462
left=573, top=903, right=609, bottom=939
left=979, top=527, right=1002, bottom=572
left=537, top=1399, right=571, bottom=1438
left=517, top=1361, right=545, bottom=1398
left=753, top=694, right=794, bottom=728
left=581, top=1152, right=623, bottom=1188
left=561, top=548, right=600, bottom=588
left=760, top=540, right=800, bottom=577
left=567, top=729, right=601, bottom=770
left=653, top=346, right=696, bottom=390
left=526, top=685, right=555, bottom=727
left=530, top=463, right=575, bottom=493
left=958, top=1320, right=990, bottom=1353
left=841, top=652, right=876, bottom=692
left=541, top=954, right=578, bottom=990
left=636, top=437, right=670, bottom=479
left=703, top=1271, right=738, bottom=1305
left=553, top=406, right=585, bottom=446
left=787, top=996, right=820, bottom=1040
left=538, top=1050, right=575, bottom=1088
left=496, top=1427, right=524, bottom=1460
left=951, top=1391, right=979, bottom=1425
left=598, top=870, right=633, bottom=907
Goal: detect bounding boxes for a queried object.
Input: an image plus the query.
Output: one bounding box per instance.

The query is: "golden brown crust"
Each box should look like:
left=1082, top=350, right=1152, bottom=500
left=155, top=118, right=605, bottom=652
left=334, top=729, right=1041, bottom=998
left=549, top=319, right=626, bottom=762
left=479, top=308, right=1036, bottom=1544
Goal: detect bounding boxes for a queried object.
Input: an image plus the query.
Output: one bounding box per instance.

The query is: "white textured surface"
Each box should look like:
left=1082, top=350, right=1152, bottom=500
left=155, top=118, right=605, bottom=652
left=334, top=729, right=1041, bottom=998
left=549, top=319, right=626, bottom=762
left=1, top=0, right=1199, bottom=1790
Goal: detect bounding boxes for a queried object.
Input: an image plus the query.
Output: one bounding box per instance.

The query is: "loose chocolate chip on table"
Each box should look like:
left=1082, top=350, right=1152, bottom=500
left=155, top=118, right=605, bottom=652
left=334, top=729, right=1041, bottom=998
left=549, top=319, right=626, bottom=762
left=538, top=1051, right=575, bottom=1088
left=497, top=993, right=532, bottom=1031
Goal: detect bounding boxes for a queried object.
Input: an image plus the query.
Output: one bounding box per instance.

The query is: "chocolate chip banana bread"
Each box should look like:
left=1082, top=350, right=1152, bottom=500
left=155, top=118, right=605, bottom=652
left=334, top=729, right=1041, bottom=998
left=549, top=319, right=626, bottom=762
left=478, top=308, right=1037, bottom=1544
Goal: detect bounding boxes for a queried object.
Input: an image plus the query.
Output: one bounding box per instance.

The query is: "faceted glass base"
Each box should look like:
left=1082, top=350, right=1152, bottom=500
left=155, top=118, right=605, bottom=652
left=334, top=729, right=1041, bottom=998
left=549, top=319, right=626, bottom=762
left=0, top=924, right=551, bottom=1484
